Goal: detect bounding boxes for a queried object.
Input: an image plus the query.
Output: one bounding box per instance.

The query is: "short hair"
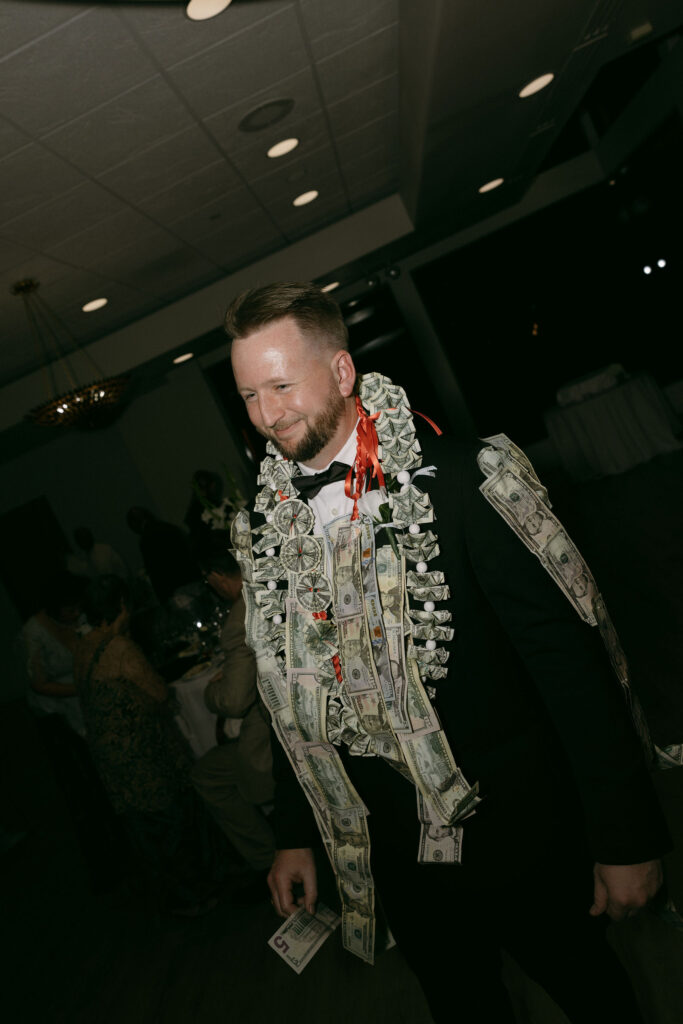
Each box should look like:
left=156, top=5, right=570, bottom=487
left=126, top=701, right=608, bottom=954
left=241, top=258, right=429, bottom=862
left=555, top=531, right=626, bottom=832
left=82, top=575, right=129, bottom=627
left=224, top=282, right=348, bottom=352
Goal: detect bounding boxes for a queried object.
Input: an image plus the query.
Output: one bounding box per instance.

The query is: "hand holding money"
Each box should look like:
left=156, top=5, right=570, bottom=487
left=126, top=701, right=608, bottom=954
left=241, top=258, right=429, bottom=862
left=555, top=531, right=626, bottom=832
left=268, top=847, right=318, bottom=917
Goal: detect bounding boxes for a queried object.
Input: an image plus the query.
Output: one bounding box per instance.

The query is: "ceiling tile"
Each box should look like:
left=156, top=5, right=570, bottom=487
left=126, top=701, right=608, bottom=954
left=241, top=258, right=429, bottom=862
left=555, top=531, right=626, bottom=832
left=87, top=229, right=185, bottom=282
left=204, top=67, right=322, bottom=155
left=48, top=208, right=163, bottom=269
left=0, top=145, right=84, bottom=224
left=337, top=114, right=399, bottom=175
left=98, top=125, right=234, bottom=205
left=315, top=23, right=399, bottom=107
left=327, top=74, right=398, bottom=139
left=1, top=182, right=127, bottom=253
left=347, top=167, right=399, bottom=211
left=0, top=236, right=34, bottom=275
left=122, top=0, right=292, bottom=68
left=0, top=118, right=31, bottom=160
left=193, top=211, right=284, bottom=269
left=230, top=112, right=332, bottom=184
left=167, top=6, right=309, bottom=120
left=0, top=8, right=158, bottom=136
left=136, top=162, right=246, bottom=224
left=300, top=0, right=398, bottom=62
left=166, top=189, right=265, bottom=246
left=43, top=76, right=196, bottom=177
left=131, top=251, right=222, bottom=302
left=277, top=191, right=352, bottom=241
left=249, top=145, right=344, bottom=207
left=0, top=1, right=86, bottom=61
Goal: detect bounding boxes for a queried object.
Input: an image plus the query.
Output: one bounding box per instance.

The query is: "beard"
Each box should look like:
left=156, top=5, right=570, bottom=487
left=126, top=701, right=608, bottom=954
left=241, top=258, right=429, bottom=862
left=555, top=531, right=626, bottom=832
left=265, top=389, right=346, bottom=462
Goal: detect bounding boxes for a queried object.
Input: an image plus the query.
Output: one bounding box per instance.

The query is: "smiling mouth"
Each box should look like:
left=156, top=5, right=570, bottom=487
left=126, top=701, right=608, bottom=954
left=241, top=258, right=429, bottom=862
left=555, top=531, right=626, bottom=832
left=273, top=421, right=300, bottom=436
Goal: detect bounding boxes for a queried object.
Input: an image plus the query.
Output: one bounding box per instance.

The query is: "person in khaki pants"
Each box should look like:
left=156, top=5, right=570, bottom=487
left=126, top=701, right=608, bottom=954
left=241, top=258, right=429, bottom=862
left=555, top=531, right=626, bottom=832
left=191, top=549, right=275, bottom=892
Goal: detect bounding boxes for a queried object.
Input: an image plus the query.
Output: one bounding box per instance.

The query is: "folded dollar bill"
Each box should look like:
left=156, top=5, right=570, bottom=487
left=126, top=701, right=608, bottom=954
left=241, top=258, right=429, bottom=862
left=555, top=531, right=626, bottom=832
left=268, top=902, right=341, bottom=974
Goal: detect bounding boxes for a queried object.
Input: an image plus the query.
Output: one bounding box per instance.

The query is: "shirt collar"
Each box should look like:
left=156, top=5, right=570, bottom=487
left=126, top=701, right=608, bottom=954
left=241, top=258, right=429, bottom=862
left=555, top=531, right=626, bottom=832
left=297, top=419, right=358, bottom=477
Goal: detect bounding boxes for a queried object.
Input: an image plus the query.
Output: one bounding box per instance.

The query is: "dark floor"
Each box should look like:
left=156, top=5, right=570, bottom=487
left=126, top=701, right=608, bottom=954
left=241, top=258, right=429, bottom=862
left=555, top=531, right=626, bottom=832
left=3, top=449, right=683, bottom=1023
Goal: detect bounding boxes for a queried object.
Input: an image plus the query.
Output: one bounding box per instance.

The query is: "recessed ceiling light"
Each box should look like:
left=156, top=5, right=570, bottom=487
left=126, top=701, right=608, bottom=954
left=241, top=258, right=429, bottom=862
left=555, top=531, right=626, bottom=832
left=239, top=99, right=294, bottom=133
left=293, top=190, right=319, bottom=207
left=643, top=265, right=652, bottom=275
left=518, top=73, right=555, bottom=99
left=267, top=137, right=299, bottom=159
left=321, top=282, right=340, bottom=293
left=173, top=352, right=195, bottom=364
left=186, top=0, right=233, bottom=21
left=82, top=297, right=108, bottom=313
left=478, top=178, right=504, bottom=194
left=657, top=258, right=666, bottom=268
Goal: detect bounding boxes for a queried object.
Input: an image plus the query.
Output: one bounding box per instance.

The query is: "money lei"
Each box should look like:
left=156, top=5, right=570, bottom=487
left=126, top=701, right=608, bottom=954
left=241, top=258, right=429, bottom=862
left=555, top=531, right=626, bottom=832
left=232, top=372, right=479, bottom=965
left=477, top=434, right=681, bottom=769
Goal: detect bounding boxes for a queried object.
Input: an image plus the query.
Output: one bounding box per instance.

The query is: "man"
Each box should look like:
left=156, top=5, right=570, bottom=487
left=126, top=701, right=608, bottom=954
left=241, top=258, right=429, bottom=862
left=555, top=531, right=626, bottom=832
left=190, top=544, right=275, bottom=889
left=225, top=282, right=670, bottom=1023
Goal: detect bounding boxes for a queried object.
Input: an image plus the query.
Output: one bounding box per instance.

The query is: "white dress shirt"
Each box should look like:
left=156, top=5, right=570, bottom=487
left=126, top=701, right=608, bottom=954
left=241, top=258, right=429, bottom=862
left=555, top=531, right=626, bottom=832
left=297, top=423, right=385, bottom=534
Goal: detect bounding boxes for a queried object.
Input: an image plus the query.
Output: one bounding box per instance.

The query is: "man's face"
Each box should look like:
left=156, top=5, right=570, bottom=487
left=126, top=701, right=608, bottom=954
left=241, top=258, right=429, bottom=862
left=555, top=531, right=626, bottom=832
left=231, top=316, right=351, bottom=466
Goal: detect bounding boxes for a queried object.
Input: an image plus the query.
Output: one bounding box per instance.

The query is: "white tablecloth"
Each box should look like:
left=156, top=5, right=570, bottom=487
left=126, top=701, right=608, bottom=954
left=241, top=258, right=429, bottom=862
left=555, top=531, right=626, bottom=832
left=544, top=374, right=681, bottom=481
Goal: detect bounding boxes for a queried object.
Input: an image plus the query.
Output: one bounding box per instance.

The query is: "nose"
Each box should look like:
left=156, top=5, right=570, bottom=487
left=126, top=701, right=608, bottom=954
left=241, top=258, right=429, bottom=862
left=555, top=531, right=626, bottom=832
left=256, top=392, right=285, bottom=429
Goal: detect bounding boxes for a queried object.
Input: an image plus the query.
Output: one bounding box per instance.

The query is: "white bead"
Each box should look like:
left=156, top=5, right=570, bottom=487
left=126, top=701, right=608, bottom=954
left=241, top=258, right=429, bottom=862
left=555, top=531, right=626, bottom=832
left=396, top=470, right=410, bottom=484
left=272, top=614, right=283, bottom=625
left=423, top=601, right=435, bottom=612
left=266, top=548, right=276, bottom=557
left=267, top=580, right=277, bottom=591
left=425, top=640, right=437, bottom=651
left=408, top=524, right=420, bottom=535
left=266, top=513, right=274, bottom=523
left=416, top=561, right=428, bottom=573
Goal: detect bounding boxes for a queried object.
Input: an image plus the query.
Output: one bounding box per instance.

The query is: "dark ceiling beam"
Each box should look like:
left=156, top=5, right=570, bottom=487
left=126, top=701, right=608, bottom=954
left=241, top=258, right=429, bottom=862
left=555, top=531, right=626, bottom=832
left=595, top=34, right=682, bottom=172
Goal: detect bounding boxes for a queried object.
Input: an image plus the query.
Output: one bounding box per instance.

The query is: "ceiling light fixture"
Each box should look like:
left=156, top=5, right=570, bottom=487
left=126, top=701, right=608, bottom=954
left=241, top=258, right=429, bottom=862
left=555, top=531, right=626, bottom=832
left=478, top=178, right=504, bottom=194
left=643, top=265, right=652, bottom=275
left=186, top=0, right=233, bottom=22
left=518, top=73, right=555, bottom=98
left=321, top=282, right=340, bottom=293
left=239, top=99, right=294, bottom=133
left=82, top=297, right=108, bottom=313
left=267, top=138, right=299, bottom=159
left=173, top=352, right=195, bottom=364
left=293, top=190, right=319, bottom=207
left=13, top=278, right=128, bottom=429
left=657, top=259, right=666, bottom=268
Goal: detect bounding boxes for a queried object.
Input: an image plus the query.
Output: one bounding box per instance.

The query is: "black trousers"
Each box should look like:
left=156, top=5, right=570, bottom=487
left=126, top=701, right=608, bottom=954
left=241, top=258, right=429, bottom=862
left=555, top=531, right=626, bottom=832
left=344, top=754, right=644, bottom=1024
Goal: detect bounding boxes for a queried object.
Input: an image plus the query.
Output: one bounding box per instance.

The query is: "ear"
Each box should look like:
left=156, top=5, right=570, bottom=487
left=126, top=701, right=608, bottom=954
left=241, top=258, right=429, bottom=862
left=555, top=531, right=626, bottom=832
left=333, top=350, right=356, bottom=398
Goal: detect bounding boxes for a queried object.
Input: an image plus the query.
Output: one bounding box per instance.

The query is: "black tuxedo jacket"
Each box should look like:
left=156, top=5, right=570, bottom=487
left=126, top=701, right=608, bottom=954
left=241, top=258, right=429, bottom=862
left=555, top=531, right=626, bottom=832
left=269, top=433, right=670, bottom=872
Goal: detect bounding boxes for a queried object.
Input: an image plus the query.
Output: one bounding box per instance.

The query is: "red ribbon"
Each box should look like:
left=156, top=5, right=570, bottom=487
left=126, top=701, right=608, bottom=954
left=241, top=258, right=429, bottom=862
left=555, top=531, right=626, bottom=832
left=410, top=408, right=443, bottom=436
left=345, top=396, right=386, bottom=520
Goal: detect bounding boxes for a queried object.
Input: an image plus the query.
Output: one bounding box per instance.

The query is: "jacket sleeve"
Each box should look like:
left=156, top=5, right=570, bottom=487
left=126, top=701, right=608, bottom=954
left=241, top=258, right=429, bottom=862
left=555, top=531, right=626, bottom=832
left=459, top=442, right=671, bottom=865
left=204, top=593, right=258, bottom=718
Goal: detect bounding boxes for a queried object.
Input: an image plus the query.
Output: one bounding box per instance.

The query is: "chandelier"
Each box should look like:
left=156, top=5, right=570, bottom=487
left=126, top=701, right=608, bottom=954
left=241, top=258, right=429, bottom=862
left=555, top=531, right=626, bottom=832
left=12, top=278, right=129, bottom=429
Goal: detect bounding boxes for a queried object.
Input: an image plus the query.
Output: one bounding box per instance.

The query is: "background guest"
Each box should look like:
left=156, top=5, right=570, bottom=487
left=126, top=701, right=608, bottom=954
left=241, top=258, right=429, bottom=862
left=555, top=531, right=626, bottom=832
left=191, top=544, right=275, bottom=900
left=74, top=574, right=217, bottom=915
left=67, top=526, right=129, bottom=581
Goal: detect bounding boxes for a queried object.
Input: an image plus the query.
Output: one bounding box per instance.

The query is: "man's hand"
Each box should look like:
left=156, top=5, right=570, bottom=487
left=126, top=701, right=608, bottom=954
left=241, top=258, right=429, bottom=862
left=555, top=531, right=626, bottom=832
left=267, top=847, right=317, bottom=918
left=590, top=859, right=663, bottom=922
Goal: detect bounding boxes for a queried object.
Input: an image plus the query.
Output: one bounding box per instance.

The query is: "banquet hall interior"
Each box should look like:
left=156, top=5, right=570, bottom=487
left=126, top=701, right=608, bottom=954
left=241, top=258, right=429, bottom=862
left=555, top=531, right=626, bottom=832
left=1, top=1, right=683, bottom=1021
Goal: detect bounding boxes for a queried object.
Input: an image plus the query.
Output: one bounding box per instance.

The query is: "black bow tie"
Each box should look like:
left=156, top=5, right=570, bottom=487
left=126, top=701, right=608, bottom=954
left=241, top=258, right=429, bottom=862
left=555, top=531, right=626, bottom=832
left=293, top=461, right=350, bottom=499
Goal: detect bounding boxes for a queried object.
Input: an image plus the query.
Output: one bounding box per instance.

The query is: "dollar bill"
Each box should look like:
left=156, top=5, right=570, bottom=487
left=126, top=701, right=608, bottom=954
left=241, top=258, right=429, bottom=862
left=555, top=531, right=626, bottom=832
left=409, top=609, right=452, bottom=626
left=285, top=598, right=320, bottom=670
left=230, top=509, right=253, bottom=562
left=299, top=742, right=364, bottom=811
left=337, top=614, right=380, bottom=693
left=384, top=623, right=411, bottom=732
left=351, top=688, right=390, bottom=735
left=417, top=790, right=463, bottom=864
left=289, top=669, right=327, bottom=743
left=376, top=544, right=404, bottom=626
left=404, top=659, right=440, bottom=735
left=401, top=728, right=479, bottom=826
left=257, top=660, right=287, bottom=713
left=268, top=902, right=340, bottom=974
left=410, top=622, right=454, bottom=641
left=360, top=522, right=397, bottom=709
left=389, top=485, right=434, bottom=528
left=244, top=582, right=271, bottom=654
left=406, top=569, right=446, bottom=588
left=341, top=905, right=375, bottom=965
left=332, top=523, right=364, bottom=620
left=400, top=530, right=440, bottom=563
